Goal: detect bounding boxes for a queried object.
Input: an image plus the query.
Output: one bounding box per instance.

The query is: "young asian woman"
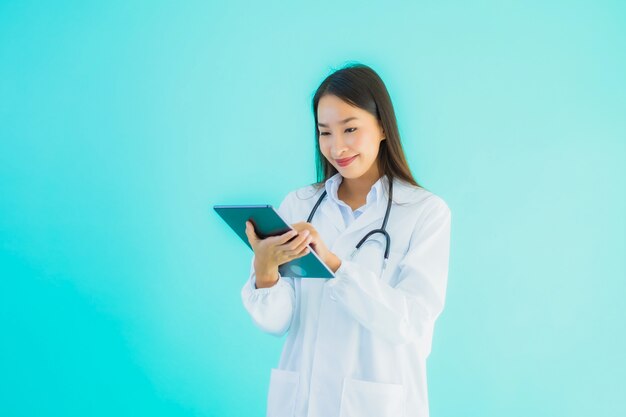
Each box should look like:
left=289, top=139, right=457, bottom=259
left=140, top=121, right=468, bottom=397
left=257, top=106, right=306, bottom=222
left=241, top=63, right=452, bottom=417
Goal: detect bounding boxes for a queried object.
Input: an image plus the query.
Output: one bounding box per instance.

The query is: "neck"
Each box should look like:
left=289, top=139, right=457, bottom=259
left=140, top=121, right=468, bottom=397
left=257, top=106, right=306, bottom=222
left=339, top=169, right=384, bottom=202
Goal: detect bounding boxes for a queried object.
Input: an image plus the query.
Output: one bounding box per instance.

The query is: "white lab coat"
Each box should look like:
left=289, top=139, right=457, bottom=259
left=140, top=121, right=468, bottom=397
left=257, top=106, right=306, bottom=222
left=241, top=174, right=452, bottom=417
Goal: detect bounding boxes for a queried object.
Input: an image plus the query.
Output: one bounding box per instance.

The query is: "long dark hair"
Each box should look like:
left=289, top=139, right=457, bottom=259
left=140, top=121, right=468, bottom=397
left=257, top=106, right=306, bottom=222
left=309, top=63, right=426, bottom=201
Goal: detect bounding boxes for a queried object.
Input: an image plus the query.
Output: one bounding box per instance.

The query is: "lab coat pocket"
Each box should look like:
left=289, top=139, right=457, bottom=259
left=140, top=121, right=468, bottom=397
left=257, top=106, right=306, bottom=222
left=339, top=377, right=405, bottom=417
left=266, top=368, right=300, bottom=417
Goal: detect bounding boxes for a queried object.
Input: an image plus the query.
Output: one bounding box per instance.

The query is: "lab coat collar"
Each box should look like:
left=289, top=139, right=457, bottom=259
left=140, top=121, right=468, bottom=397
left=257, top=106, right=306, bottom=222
left=317, top=173, right=426, bottom=238
left=323, top=172, right=384, bottom=211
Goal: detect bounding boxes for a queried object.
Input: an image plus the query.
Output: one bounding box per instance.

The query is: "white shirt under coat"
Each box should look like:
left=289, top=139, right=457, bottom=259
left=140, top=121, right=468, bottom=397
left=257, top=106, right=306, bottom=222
left=241, top=172, right=452, bottom=417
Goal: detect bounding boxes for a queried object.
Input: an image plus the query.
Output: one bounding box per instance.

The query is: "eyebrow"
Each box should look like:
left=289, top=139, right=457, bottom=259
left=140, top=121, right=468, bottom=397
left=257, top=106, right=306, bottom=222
left=317, top=117, right=358, bottom=128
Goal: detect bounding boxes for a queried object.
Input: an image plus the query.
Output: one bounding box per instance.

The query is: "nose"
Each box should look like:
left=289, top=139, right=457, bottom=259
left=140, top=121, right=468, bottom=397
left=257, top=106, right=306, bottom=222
left=328, top=134, right=350, bottom=157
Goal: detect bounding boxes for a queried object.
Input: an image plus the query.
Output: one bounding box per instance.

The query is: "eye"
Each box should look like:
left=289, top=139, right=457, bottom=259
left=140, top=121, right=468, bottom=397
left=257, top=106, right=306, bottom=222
left=319, top=127, right=356, bottom=136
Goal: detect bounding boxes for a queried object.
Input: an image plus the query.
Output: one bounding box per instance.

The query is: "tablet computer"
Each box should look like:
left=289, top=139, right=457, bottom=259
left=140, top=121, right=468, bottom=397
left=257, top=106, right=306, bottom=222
left=213, top=204, right=335, bottom=279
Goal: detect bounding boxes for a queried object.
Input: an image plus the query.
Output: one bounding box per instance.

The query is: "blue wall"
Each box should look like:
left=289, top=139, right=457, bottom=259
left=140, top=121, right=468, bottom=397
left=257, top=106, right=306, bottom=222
left=1, top=1, right=624, bottom=416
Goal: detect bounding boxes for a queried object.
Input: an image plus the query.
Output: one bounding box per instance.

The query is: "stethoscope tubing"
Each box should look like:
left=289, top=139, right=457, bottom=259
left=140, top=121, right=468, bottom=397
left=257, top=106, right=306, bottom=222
left=307, top=176, right=394, bottom=278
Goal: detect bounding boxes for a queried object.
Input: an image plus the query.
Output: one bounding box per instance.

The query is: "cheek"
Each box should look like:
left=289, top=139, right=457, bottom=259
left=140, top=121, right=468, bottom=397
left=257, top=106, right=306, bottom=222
left=319, top=139, right=330, bottom=155
left=350, top=134, right=368, bottom=151
left=359, top=134, right=381, bottom=152
left=318, top=135, right=363, bottom=152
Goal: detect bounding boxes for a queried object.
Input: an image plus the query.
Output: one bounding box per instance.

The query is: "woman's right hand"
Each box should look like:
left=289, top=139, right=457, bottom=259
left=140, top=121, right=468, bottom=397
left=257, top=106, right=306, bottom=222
left=244, top=220, right=313, bottom=284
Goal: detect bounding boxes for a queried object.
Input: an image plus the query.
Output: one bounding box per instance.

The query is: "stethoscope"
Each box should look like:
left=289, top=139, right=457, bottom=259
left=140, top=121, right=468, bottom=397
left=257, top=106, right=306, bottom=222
left=307, top=176, right=393, bottom=279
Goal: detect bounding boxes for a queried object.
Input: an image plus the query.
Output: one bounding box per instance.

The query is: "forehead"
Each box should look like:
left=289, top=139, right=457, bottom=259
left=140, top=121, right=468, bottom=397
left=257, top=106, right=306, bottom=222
left=317, top=95, right=371, bottom=122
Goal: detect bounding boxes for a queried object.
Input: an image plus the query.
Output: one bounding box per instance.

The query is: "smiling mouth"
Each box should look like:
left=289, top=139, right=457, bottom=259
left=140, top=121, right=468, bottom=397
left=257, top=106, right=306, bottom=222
left=336, top=155, right=358, bottom=166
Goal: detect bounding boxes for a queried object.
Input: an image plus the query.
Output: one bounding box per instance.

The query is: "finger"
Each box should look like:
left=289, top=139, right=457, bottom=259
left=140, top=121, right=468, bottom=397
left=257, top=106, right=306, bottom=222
left=245, top=221, right=259, bottom=243
left=274, top=228, right=299, bottom=245
left=282, top=233, right=313, bottom=256
left=288, top=244, right=310, bottom=260
left=279, top=245, right=309, bottom=264
left=294, top=221, right=316, bottom=232
left=291, top=222, right=313, bottom=235
left=278, top=230, right=309, bottom=251
left=291, top=230, right=313, bottom=250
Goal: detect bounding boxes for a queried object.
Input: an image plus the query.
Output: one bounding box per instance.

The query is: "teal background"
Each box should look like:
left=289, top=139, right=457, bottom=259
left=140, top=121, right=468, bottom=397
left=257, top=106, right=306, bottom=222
left=1, top=1, right=624, bottom=416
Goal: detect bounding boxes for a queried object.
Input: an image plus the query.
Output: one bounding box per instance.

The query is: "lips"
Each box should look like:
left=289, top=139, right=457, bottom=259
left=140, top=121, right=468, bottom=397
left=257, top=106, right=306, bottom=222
left=336, top=155, right=358, bottom=166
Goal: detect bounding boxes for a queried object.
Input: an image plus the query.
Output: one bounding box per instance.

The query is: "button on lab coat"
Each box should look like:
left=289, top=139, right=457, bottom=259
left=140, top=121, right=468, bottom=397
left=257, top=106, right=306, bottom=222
left=241, top=173, right=452, bottom=417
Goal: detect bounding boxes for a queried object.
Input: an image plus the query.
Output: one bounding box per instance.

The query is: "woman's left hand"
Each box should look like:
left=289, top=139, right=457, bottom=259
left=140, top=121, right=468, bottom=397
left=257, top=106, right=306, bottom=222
left=290, top=222, right=342, bottom=272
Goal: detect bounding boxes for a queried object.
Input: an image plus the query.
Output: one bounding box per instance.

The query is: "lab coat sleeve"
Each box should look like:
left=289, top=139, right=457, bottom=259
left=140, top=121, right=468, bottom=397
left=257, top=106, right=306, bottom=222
left=326, top=196, right=452, bottom=351
left=240, top=192, right=296, bottom=337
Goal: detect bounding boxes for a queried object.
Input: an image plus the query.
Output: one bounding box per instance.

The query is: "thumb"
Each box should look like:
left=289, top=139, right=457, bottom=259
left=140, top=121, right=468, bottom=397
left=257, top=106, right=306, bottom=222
left=245, top=221, right=259, bottom=243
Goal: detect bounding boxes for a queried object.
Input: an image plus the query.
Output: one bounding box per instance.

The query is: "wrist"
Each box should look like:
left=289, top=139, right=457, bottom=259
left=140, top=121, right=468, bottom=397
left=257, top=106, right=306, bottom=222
left=254, top=262, right=279, bottom=287
left=327, top=253, right=342, bottom=273
left=255, top=269, right=279, bottom=288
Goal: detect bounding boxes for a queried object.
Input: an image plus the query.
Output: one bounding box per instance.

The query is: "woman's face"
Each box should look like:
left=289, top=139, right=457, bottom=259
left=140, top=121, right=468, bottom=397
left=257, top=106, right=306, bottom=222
left=317, top=94, right=386, bottom=180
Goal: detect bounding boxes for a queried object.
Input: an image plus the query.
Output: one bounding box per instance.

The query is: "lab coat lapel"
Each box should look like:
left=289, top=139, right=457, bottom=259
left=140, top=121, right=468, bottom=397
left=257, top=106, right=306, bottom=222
left=341, top=198, right=387, bottom=240
left=319, top=198, right=343, bottom=233
left=315, top=176, right=416, bottom=240
left=317, top=175, right=387, bottom=236
left=339, top=177, right=415, bottom=241
left=334, top=176, right=390, bottom=243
